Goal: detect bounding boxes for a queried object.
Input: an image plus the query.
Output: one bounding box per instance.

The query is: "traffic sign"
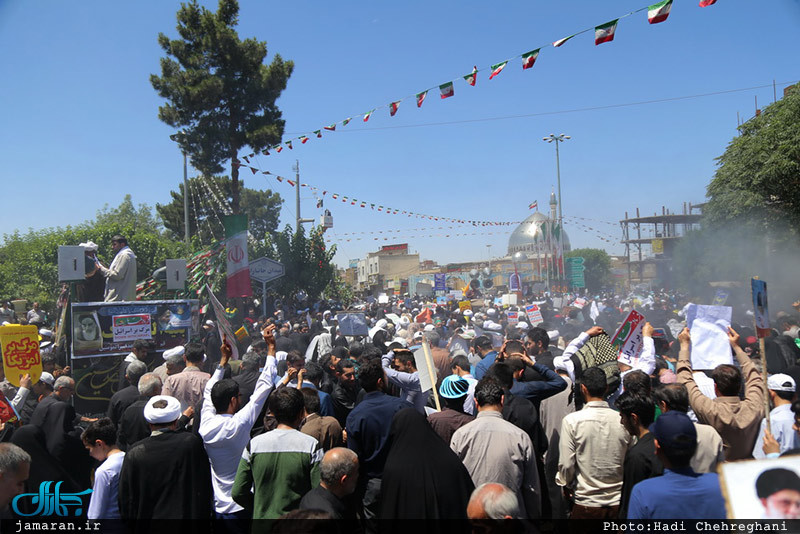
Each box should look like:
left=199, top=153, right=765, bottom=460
left=249, top=257, right=285, bottom=283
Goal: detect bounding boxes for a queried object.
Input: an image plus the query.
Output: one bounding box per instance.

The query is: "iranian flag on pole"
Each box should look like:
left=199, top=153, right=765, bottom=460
left=440, top=82, right=454, bottom=99
left=522, top=49, right=540, bottom=70
left=595, top=19, right=618, bottom=45
left=390, top=101, right=400, bottom=116
left=463, top=66, right=477, bottom=86
left=553, top=34, right=575, bottom=47
left=648, top=0, right=672, bottom=24
left=489, top=61, right=507, bottom=80
left=416, top=90, right=428, bottom=108
left=223, top=214, right=252, bottom=298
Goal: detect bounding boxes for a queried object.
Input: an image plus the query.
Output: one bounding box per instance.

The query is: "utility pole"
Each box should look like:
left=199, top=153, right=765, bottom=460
left=294, top=160, right=313, bottom=233
left=183, top=150, right=189, bottom=244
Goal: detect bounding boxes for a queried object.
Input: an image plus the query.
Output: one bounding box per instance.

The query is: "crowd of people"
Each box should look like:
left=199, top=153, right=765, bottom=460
left=1, top=280, right=800, bottom=532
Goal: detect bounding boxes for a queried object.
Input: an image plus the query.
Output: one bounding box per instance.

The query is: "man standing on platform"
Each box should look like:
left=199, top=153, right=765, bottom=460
left=97, top=234, right=137, bottom=302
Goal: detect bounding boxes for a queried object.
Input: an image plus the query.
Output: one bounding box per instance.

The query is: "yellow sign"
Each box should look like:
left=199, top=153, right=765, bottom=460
left=651, top=239, right=664, bottom=254
left=458, top=300, right=472, bottom=311
left=0, top=325, right=42, bottom=387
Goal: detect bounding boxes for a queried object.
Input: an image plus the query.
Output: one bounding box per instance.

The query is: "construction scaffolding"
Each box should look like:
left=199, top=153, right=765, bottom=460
left=620, top=203, right=703, bottom=289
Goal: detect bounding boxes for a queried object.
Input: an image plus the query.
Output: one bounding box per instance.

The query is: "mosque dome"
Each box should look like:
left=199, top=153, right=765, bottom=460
left=507, top=211, right=571, bottom=255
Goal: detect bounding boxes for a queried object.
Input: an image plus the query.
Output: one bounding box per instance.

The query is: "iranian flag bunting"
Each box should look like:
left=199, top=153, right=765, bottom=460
left=286, top=140, right=293, bottom=149
left=276, top=146, right=283, bottom=153
left=324, top=124, right=336, bottom=131
left=463, top=66, right=477, bottom=86
left=416, top=90, right=427, bottom=108
left=390, top=101, right=400, bottom=116
left=595, top=19, right=618, bottom=45
left=343, top=118, right=351, bottom=126
left=300, top=136, right=308, bottom=144
left=522, top=49, right=540, bottom=70
left=249, top=166, right=257, bottom=174
left=699, top=0, right=716, bottom=6
left=648, top=0, right=672, bottom=23
left=314, top=130, right=322, bottom=138
left=553, top=34, right=575, bottom=47
left=223, top=215, right=252, bottom=298
left=439, top=82, right=454, bottom=99
left=489, top=61, right=507, bottom=80
left=363, top=110, right=373, bottom=122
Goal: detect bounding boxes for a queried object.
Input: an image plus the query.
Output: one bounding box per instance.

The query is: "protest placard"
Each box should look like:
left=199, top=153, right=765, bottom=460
left=336, top=312, right=369, bottom=337
left=458, top=301, right=472, bottom=312
left=111, top=314, right=152, bottom=343
left=415, top=342, right=441, bottom=411
left=610, top=310, right=646, bottom=365
left=719, top=456, right=800, bottom=519
left=752, top=279, right=770, bottom=338
left=507, top=312, right=519, bottom=325
left=206, top=284, right=240, bottom=360
left=686, top=304, right=733, bottom=369
left=525, top=304, right=543, bottom=326
left=0, top=325, right=42, bottom=387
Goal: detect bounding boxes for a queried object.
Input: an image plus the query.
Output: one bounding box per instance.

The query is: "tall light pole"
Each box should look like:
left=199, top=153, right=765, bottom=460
left=170, top=130, right=190, bottom=244
left=543, top=133, right=570, bottom=283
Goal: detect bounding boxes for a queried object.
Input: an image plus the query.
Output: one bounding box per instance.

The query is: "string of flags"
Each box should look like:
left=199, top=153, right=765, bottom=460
left=230, top=0, right=715, bottom=158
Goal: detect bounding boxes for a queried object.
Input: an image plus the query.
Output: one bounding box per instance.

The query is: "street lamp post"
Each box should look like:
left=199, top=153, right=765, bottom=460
left=543, top=133, right=570, bottom=285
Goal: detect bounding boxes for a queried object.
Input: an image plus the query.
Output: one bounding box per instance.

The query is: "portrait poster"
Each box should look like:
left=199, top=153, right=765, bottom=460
left=720, top=456, right=800, bottom=520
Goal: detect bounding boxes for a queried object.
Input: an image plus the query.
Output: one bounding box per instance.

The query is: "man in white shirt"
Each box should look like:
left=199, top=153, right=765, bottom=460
left=199, top=325, right=278, bottom=533
left=556, top=367, right=631, bottom=519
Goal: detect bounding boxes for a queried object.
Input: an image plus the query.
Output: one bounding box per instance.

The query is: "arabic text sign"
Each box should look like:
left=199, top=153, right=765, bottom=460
left=507, top=311, right=519, bottom=325
left=610, top=309, right=646, bottom=364
left=0, top=325, right=42, bottom=387
left=111, top=314, right=152, bottom=343
left=525, top=304, right=543, bottom=326
left=249, top=256, right=285, bottom=283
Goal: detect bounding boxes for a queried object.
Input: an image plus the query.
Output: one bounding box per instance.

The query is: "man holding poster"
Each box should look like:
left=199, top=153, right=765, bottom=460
left=676, top=327, right=765, bottom=461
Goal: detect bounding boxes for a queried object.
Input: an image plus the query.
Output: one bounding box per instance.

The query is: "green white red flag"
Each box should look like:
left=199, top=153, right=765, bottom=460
left=553, top=34, right=575, bottom=47
left=314, top=130, right=322, bottom=138
left=286, top=140, right=293, bottom=149
left=489, top=61, right=507, bottom=80
left=390, top=101, right=400, bottom=116
left=223, top=214, right=252, bottom=298
left=276, top=146, right=283, bottom=153
left=463, top=66, right=477, bottom=86
left=529, top=201, right=538, bottom=210
left=595, top=19, right=618, bottom=45
left=648, top=0, right=672, bottom=23
left=300, top=136, right=308, bottom=144
left=440, top=82, right=454, bottom=99
left=324, top=124, right=336, bottom=131
left=416, top=91, right=427, bottom=108
left=522, top=49, right=540, bottom=70
left=343, top=118, right=351, bottom=126
left=699, top=0, right=716, bottom=6
left=363, top=110, right=373, bottom=122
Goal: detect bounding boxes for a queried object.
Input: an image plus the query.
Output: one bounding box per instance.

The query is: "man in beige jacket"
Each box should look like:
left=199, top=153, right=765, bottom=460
left=676, top=326, right=765, bottom=461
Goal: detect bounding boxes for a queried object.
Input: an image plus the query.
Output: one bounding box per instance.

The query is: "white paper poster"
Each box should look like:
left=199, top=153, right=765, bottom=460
left=686, top=304, right=732, bottom=370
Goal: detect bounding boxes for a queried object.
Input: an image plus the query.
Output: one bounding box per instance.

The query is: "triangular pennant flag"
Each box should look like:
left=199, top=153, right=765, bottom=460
left=332, top=194, right=338, bottom=200
left=439, top=82, right=454, bottom=99
left=521, top=49, right=540, bottom=70
left=342, top=118, right=351, bottom=126
left=489, top=61, right=507, bottom=80
left=286, top=141, right=293, bottom=149
left=553, top=34, right=575, bottom=47
left=324, top=124, right=336, bottom=131
left=363, top=110, right=374, bottom=122
left=276, top=146, right=283, bottom=153
left=390, top=101, right=400, bottom=116
left=360, top=202, right=366, bottom=208
left=595, top=19, right=618, bottom=45
left=416, top=90, right=427, bottom=108
left=314, top=130, right=322, bottom=138
left=250, top=166, right=258, bottom=174
left=463, top=66, right=477, bottom=86
left=300, top=136, right=308, bottom=144
left=317, top=198, right=323, bottom=208
left=287, top=180, right=295, bottom=187
left=261, top=170, right=271, bottom=175
left=699, top=0, right=716, bottom=6
left=351, top=199, right=357, bottom=205
left=648, top=0, right=672, bottom=23
left=276, top=176, right=283, bottom=182
left=242, top=156, right=250, bottom=164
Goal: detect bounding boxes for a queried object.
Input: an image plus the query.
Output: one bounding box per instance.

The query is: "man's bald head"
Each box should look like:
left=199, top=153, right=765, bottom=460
left=320, top=447, right=358, bottom=497
left=467, top=483, right=520, bottom=520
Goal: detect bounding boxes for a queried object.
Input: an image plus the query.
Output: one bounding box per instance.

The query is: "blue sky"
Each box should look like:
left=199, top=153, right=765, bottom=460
left=1, top=0, right=798, bottom=269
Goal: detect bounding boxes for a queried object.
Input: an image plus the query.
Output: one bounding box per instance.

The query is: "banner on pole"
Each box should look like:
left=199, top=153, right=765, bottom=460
left=224, top=214, right=252, bottom=298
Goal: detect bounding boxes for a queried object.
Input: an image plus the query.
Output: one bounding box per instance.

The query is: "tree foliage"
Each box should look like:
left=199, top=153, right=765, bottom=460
left=0, top=196, right=187, bottom=314
left=705, top=87, right=800, bottom=236
left=565, top=248, right=611, bottom=292
left=156, top=176, right=282, bottom=243
left=150, top=0, right=293, bottom=213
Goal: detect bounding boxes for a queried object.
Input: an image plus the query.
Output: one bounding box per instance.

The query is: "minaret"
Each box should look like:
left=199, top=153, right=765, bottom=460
left=549, top=187, right=558, bottom=221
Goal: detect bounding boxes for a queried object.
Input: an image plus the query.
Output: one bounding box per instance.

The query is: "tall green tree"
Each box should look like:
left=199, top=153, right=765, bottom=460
left=565, top=248, right=611, bottom=292
left=151, top=0, right=293, bottom=213
left=705, top=87, right=800, bottom=235
left=156, top=176, right=282, bottom=244
left=265, top=225, right=336, bottom=301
